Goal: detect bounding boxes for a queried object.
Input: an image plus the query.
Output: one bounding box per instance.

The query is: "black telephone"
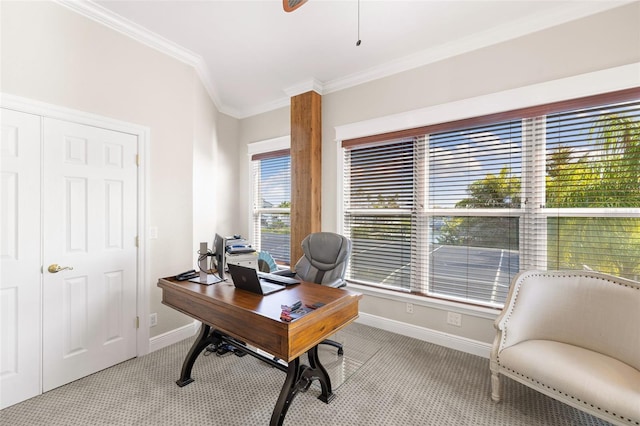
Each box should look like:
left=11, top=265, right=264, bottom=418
left=175, top=269, right=198, bottom=281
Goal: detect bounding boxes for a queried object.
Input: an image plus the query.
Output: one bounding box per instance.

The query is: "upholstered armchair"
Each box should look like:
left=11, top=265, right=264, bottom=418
left=490, top=270, right=640, bottom=426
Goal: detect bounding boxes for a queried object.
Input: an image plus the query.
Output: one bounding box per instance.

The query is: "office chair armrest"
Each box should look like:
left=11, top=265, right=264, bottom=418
left=272, top=268, right=296, bottom=278
left=324, top=278, right=347, bottom=288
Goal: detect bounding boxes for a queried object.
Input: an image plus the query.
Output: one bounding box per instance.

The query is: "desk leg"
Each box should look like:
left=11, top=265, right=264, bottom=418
left=176, top=323, right=219, bottom=387
left=270, top=357, right=301, bottom=426
left=269, top=346, right=336, bottom=426
left=307, top=345, right=335, bottom=403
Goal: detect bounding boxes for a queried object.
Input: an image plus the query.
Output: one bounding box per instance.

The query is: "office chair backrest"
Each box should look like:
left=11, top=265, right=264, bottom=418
left=294, top=232, right=351, bottom=287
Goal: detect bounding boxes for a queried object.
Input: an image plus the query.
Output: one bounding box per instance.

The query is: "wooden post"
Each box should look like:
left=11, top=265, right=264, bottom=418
left=290, top=91, right=321, bottom=267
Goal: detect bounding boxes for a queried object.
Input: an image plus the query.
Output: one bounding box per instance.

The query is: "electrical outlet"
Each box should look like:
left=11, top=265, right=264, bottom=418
left=406, top=303, right=414, bottom=314
left=447, top=311, right=462, bottom=327
left=149, top=313, right=158, bottom=327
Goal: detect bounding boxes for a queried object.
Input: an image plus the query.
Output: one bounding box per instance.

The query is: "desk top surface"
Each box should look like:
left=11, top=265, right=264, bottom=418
left=158, top=276, right=360, bottom=322
left=158, top=276, right=362, bottom=360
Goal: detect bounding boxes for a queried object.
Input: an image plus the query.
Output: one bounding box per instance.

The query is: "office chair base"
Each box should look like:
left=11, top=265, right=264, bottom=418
left=320, top=339, right=344, bottom=355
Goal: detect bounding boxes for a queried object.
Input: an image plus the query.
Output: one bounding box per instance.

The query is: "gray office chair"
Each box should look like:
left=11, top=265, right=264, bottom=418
left=283, top=232, right=352, bottom=354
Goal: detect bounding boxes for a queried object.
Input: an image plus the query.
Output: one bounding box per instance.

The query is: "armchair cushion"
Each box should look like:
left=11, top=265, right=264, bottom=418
left=498, top=340, right=640, bottom=422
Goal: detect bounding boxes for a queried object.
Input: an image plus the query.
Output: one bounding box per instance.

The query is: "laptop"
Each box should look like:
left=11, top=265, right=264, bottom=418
left=228, top=264, right=286, bottom=295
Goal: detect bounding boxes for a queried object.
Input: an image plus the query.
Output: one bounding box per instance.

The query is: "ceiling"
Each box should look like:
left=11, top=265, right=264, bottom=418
left=64, top=1, right=629, bottom=119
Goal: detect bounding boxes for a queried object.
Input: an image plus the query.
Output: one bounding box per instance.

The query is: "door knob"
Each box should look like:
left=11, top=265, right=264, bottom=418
left=48, top=264, right=74, bottom=273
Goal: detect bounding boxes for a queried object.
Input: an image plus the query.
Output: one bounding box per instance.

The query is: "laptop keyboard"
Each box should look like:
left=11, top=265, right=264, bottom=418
left=260, top=281, right=284, bottom=293
left=258, top=272, right=301, bottom=286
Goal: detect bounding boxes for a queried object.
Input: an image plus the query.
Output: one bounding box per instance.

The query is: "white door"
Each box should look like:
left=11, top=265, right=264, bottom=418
left=42, top=118, right=138, bottom=391
left=0, top=109, right=42, bottom=408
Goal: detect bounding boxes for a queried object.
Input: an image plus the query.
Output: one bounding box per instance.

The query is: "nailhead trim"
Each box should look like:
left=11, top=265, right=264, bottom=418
left=497, top=365, right=639, bottom=425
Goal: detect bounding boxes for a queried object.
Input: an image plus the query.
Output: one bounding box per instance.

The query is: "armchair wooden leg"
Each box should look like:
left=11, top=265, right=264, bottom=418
left=491, top=371, right=502, bottom=402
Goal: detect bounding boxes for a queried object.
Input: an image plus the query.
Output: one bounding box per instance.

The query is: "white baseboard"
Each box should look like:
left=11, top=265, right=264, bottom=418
left=148, top=321, right=200, bottom=353
left=355, top=312, right=491, bottom=358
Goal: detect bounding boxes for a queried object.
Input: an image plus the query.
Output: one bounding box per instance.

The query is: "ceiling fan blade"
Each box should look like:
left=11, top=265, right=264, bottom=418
left=283, top=0, right=308, bottom=13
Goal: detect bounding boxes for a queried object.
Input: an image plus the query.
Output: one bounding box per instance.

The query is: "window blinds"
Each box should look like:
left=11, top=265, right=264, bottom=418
left=427, top=121, right=521, bottom=304
left=342, top=91, right=640, bottom=307
left=252, top=153, right=291, bottom=264
left=539, top=100, right=640, bottom=279
left=344, top=139, right=416, bottom=290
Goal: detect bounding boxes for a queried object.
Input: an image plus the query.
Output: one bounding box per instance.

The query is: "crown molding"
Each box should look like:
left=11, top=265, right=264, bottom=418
left=192, top=60, right=224, bottom=115
left=284, top=78, right=324, bottom=98
left=54, top=0, right=225, bottom=112
left=55, top=1, right=199, bottom=65
left=55, top=0, right=634, bottom=119
left=232, top=78, right=327, bottom=119
left=233, top=97, right=291, bottom=120
left=323, top=1, right=634, bottom=95
left=236, top=0, right=636, bottom=118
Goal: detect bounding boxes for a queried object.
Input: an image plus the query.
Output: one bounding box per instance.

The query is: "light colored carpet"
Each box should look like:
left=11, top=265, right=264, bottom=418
left=0, top=323, right=612, bottom=425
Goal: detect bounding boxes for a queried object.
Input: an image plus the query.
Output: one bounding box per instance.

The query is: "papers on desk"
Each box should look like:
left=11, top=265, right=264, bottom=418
left=280, top=301, right=325, bottom=322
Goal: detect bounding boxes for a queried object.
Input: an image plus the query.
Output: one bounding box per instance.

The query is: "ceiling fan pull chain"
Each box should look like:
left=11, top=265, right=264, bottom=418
left=356, top=0, right=362, bottom=46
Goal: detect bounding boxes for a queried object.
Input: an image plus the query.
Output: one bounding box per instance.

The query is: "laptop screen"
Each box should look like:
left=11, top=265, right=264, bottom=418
left=228, top=264, right=284, bottom=295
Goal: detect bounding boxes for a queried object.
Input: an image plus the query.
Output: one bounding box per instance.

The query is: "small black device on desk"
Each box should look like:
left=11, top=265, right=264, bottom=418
left=175, top=270, right=198, bottom=281
left=175, top=269, right=222, bottom=285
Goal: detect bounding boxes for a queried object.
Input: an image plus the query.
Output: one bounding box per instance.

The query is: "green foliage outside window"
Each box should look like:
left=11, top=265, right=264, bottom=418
left=438, top=167, right=520, bottom=250
left=546, top=114, right=640, bottom=278
left=440, top=113, right=640, bottom=279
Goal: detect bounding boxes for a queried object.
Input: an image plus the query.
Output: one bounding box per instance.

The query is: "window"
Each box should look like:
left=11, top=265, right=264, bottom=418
left=535, top=101, right=640, bottom=278
left=343, top=139, right=417, bottom=289
left=342, top=90, right=640, bottom=308
left=251, top=148, right=291, bottom=265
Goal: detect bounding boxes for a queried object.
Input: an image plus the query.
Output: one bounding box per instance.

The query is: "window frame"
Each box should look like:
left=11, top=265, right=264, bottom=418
left=336, top=63, right=640, bottom=311
left=248, top=136, right=291, bottom=265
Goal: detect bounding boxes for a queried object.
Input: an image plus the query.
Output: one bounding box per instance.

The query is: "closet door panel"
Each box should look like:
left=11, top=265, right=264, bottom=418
left=0, top=109, right=42, bottom=409
left=42, top=118, right=138, bottom=392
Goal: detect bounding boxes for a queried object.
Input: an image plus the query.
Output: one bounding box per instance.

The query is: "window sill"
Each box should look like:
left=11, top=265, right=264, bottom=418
left=347, top=282, right=501, bottom=321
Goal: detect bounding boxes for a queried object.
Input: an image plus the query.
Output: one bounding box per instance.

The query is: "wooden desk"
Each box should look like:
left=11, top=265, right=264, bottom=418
left=158, top=277, right=362, bottom=425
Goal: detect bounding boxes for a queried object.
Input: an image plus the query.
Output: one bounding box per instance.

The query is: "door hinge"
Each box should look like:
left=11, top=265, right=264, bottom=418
left=135, top=236, right=139, bottom=247
left=136, top=316, right=140, bottom=329
left=136, top=154, right=140, bottom=167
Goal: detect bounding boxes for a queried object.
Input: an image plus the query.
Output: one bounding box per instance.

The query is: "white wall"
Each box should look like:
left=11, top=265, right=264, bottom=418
left=214, top=112, right=243, bottom=236
left=192, top=85, right=242, bottom=241
left=0, top=1, right=234, bottom=338
left=237, top=2, right=640, bottom=352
